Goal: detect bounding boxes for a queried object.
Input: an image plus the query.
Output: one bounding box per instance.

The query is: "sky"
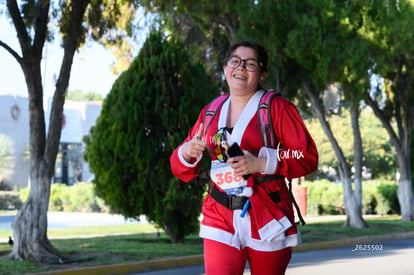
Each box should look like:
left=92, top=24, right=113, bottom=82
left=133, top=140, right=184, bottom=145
left=0, top=16, right=118, bottom=99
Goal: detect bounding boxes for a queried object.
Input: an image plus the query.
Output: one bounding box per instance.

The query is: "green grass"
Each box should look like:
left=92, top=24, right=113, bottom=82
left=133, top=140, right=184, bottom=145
left=300, top=215, right=414, bottom=242
left=0, top=215, right=413, bottom=275
left=49, top=223, right=158, bottom=237
left=0, top=224, right=157, bottom=241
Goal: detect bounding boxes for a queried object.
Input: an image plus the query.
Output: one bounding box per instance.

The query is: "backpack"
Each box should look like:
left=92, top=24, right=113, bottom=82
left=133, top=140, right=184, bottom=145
left=202, top=90, right=306, bottom=225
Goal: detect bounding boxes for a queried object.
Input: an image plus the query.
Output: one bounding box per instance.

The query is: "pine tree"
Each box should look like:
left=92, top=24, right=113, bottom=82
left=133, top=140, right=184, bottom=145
left=85, top=32, right=218, bottom=242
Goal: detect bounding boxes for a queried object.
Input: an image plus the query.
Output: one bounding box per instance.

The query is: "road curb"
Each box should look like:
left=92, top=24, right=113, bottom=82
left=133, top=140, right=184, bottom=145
left=31, top=255, right=205, bottom=275
left=31, top=231, right=414, bottom=275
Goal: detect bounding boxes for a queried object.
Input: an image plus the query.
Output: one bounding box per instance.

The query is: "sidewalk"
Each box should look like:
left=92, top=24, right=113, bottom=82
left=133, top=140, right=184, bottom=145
left=30, top=229, right=414, bottom=275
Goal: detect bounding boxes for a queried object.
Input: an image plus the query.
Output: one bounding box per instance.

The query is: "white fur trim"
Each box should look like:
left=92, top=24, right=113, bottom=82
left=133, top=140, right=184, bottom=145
left=177, top=144, right=202, bottom=167
left=244, top=232, right=302, bottom=252
left=199, top=224, right=241, bottom=250
left=200, top=210, right=301, bottom=251
left=258, top=216, right=292, bottom=241
left=241, top=187, right=253, bottom=197
left=259, top=147, right=278, bottom=174
left=218, top=90, right=265, bottom=145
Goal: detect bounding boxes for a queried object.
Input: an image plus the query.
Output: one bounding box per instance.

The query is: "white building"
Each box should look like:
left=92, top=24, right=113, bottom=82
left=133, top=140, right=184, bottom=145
left=0, top=93, right=102, bottom=188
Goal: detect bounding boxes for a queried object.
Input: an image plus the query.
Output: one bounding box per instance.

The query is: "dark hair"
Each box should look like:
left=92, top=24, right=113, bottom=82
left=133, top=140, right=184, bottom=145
left=225, top=40, right=268, bottom=72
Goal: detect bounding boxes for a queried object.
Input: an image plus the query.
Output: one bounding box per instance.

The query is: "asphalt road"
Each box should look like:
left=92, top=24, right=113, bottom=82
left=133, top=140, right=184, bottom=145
left=135, top=238, right=414, bottom=275
left=2, top=213, right=413, bottom=275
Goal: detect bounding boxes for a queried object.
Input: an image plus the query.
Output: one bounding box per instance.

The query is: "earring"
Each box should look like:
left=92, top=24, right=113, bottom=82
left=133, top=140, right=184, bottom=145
left=260, top=76, right=264, bottom=80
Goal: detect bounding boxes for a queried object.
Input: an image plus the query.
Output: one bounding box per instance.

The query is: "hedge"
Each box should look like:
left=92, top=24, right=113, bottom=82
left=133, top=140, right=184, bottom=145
left=302, top=179, right=399, bottom=216
left=1, top=180, right=401, bottom=216
left=0, top=191, right=22, bottom=210
left=18, top=182, right=110, bottom=213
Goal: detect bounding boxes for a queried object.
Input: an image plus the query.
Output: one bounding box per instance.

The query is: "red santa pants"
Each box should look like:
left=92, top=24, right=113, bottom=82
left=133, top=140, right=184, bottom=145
left=204, top=239, right=292, bottom=275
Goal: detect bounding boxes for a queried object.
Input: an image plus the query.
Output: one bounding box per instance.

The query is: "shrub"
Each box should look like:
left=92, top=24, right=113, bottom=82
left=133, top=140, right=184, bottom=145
left=362, top=180, right=399, bottom=215
left=302, top=180, right=343, bottom=215
left=302, top=179, right=399, bottom=216
left=84, top=32, right=216, bottom=243
left=19, top=182, right=110, bottom=213
left=0, top=191, right=22, bottom=210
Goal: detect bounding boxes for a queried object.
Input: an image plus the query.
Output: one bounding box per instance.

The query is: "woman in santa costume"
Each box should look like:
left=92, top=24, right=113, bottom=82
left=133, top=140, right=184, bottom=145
left=170, top=40, right=318, bottom=275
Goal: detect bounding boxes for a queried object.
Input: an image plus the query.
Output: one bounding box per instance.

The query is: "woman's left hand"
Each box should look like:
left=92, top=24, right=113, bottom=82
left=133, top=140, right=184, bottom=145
left=227, top=151, right=266, bottom=177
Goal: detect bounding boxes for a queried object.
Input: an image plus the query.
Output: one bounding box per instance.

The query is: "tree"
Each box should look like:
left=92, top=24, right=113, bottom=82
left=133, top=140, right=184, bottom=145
left=141, top=0, right=240, bottom=42
left=336, top=10, right=378, bottom=228
left=306, top=109, right=397, bottom=180
left=140, top=0, right=247, bottom=91
left=236, top=0, right=374, bottom=228
left=141, top=0, right=414, bottom=224
left=0, top=0, right=140, bottom=263
left=140, top=0, right=413, bottom=226
left=364, top=0, right=414, bottom=221
left=360, top=110, right=397, bottom=179
left=84, top=32, right=219, bottom=243
left=141, top=0, right=372, bottom=228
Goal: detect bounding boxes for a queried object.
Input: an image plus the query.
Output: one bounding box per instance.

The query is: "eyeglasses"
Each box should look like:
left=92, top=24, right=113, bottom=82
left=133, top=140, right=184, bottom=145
left=226, top=55, right=262, bottom=72
left=209, top=128, right=229, bottom=163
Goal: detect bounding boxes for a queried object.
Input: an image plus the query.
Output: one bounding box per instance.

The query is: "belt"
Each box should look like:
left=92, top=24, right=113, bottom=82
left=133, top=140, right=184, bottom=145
left=210, top=186, right=251, bottom=210
left=255, top=174, right=285, bottom=183
left=210, top=175, right=306, bottom=225
left=210, top=185, right=281, bottom=210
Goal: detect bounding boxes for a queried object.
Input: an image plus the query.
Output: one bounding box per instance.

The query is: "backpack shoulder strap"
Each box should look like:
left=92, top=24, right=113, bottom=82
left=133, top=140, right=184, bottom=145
left=257, top=89, right=281, bottom=148
left=257, top=89, right=306, bottom=226
left=203, top=94, right=229, bottom=136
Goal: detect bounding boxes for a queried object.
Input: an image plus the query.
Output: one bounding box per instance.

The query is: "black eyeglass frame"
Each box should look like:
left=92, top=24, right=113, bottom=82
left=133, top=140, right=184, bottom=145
left=225, top=55, right=263, bottom=72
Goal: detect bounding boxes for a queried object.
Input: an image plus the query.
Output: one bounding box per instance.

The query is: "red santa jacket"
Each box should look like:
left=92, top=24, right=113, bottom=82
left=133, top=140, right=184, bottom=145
left=170, top=90, right=318, bottom=250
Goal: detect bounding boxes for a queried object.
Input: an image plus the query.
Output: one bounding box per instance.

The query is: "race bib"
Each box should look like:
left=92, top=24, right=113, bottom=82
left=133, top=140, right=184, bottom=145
left=210, top=160, right=247, bottom=195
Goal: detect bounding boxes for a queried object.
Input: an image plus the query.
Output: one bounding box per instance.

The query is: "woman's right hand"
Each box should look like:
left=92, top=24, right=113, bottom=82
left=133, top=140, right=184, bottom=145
left=182, top=123, right=206, bottom=162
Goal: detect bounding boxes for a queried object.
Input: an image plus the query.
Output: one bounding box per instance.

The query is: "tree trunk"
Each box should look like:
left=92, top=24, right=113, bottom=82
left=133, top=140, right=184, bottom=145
left=4, top=0, right=90, bottom=263
left=8, top=57, right=66, bottom=263
left=347, top=103, right=368, bottom=228
left=396, top=153, right=414, bottom=221
left=343, top=177, right=366, bottom=228
left=302, top=81, right=367, bottom=228
left=216, top=13, right=239, bottom=43
left=365, top=95, right=414, bottom=221
left=9, top=176, right=64, bottom=263
left=396, top=110, right=414, bottom=221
